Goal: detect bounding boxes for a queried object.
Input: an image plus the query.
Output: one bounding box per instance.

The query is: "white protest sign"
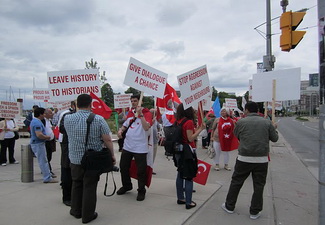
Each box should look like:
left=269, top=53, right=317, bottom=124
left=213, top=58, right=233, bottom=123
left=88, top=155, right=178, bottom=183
left=33, top=88, right=50, bottom=102
left=47, top=100, right=72, bottom=112
left=124, top=57, right=167, bottom=98
left=47, top=69, right=101, bottom=102
left=252, top=68, right=301, bottom=102
left=0, top=101, right=20, bottom=119
left=177, top=65, right=211, bottom=110
left=114, top=94, right=132, bottom=109
left=15, top=117, right=26, bottom=128
left=225, top=98, right=238, bottom=109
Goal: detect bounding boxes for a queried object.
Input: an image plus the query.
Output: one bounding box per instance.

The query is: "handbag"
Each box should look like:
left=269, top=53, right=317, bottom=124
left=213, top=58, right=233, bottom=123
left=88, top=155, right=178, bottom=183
left=14, top=131, right=19, bottom=140
left=207, top=143, right=216, bottom=159
left=81, top=113, right=113, bottom=174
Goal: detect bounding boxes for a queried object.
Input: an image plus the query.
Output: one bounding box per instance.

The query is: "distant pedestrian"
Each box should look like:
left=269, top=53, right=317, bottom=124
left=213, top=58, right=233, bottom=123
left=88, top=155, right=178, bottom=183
left=221, top=101, right=278, bottom=220
left=173, top=103, right=205, bottom=210
left=30, top=107, right=58, bottom=183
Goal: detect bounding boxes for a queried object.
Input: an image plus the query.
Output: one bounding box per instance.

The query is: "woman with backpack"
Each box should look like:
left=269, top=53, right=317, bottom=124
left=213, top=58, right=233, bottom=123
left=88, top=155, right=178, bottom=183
left=174, top=103, right=205, bottom=209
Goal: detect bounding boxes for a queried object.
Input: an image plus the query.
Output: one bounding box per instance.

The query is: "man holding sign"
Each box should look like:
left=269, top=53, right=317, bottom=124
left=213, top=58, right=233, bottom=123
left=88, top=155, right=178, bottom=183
left=117, top=94, right=152, bottom=201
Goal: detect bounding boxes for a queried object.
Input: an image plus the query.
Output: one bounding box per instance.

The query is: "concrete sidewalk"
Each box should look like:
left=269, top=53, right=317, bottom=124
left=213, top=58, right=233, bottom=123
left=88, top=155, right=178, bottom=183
left=0, top=132, right=318, bottom=225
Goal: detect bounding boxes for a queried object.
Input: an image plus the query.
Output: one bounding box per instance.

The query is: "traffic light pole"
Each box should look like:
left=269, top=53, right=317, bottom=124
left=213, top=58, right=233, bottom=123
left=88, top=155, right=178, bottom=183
left=263, top=0, right=275, bottom=72
left=319, top=1, right=325, bottom=224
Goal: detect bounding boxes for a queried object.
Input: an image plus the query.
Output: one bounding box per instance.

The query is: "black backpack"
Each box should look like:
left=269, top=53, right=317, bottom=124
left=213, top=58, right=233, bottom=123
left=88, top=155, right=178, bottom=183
left=164, top=119, right=188, bottom=155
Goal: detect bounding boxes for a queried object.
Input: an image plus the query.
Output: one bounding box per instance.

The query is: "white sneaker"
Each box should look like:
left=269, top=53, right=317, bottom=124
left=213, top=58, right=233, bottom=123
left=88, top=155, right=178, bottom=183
left=221, top=203, right=234, bottom=214
left=250, top=212, right=261, bottom=220
left=214, top=165, right=220, bottom=171
left=1, top=163, right=6, bottom=166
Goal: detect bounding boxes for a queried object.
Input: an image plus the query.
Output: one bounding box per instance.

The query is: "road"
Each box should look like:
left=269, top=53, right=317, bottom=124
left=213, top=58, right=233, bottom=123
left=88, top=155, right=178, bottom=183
left=276, top=116, right=319, bottom=179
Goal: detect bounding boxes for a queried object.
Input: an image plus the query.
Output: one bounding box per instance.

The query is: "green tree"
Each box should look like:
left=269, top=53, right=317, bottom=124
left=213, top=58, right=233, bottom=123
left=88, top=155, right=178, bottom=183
left=101, top=83, right=114, bottom=108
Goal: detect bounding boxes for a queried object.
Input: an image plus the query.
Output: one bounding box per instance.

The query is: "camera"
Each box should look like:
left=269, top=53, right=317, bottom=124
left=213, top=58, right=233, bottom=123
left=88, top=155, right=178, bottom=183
left=111, top=166, right=119, bottom=172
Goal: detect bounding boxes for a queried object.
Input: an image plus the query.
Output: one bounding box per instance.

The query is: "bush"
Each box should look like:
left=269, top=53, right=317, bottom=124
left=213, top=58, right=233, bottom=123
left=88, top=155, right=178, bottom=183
left=296, top=116, right=309, bottom=121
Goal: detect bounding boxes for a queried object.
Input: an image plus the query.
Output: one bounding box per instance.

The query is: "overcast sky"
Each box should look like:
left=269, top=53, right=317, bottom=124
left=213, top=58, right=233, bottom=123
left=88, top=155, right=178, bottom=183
left=0, top=0, right=318, bottom=109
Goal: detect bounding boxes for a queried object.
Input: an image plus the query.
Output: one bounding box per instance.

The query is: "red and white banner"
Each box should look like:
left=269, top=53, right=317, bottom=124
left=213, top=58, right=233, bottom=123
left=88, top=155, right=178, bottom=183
left=193, top=159, right=211, bottom=185
left=124, top=57, right=168, bottom=98
left=177, top=65, right=211, bottom=110
left=0, top=101, right=20, bottom=119
left=225, top=98, right=238, bottom=109
left=114, top=94, right=132, bottom=109
left=33, top=88, right=50, bottom=102
left=47, top=69, right=101, bottom=102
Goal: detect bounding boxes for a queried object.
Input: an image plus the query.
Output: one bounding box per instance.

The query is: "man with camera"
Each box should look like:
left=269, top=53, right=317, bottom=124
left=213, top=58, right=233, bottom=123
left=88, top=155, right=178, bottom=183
left=64, top=94, right=116, bottom=224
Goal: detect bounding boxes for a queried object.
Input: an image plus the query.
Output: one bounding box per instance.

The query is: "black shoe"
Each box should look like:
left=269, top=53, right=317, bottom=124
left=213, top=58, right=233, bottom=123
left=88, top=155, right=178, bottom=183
left=177, top=199, right=186, bottom=205
left=70, top=211, right=82, bottom=219
left=117, top=186, right=132, bottom=195
left=82, top=212, right=98, bottom=224
left=152, top=172, right=157, bottom=175
left=186, top=201, right=197, bottom=209
left=136, top=192, right=146, bottom=201
left=63, top=200, right=71, bottom=206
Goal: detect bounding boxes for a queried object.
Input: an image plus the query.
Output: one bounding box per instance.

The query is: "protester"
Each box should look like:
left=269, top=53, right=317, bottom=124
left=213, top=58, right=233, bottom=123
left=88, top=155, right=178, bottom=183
left=43, top=108, right=56, bottom=177
left=221, top=101, right=278, bottom=220
left=64, top=94, right=115, bottom=223
left=58, top=101, right=76, bottom=207
left=174, top=103, right=205, bottom=210
left=30, top=107, right=58, bottom=183
left=23, top=105, right=39, bottom=132
left=117, top=94, right=152, bottom=201
left=0, top=118, right=19, bottom=166
left=211, top=108, right=237, bottom=171
left=51, top=108, right=60, bottom=127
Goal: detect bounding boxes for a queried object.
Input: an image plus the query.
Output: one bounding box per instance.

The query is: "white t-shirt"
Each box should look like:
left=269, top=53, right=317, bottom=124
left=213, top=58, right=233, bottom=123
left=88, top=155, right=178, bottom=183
left=44, top=118, right=54, bottom=140
left=123, top=117, right=150, bottom=153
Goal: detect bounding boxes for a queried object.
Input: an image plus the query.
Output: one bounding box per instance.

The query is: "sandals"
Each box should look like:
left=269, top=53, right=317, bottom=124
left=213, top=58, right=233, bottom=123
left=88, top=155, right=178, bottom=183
left=186, top=201, right=197, bottom=209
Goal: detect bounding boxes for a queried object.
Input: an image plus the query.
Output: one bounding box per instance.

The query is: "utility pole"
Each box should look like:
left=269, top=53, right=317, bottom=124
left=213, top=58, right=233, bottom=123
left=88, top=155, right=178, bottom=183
left=263, top=0, right=276, bottom=72
left=319, top=0, right=325, bottom=223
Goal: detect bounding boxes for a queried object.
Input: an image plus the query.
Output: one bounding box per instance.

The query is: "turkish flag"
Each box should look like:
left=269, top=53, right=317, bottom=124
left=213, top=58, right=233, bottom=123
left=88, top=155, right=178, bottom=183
left=156, top=83, right=181, bottom=109
left=218, top=117, right=239, bottom=151
left=90, top=92, right=112, bottom=119
left=193, top=159, right=211, bottom=185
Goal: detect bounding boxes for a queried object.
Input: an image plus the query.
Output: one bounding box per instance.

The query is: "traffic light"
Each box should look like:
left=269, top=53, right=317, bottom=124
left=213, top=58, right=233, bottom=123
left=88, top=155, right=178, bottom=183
left=280, top=11, right=306, bottom=52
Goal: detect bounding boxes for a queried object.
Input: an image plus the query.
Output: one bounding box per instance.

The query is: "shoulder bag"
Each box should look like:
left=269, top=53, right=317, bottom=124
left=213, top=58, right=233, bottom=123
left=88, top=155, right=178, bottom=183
left=80, top=113, right=116, bottom=196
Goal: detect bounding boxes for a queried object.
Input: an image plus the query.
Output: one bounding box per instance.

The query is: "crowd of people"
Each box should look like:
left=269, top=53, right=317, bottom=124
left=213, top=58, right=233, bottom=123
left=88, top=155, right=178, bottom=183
left=0, top=93, right=278, bottom=223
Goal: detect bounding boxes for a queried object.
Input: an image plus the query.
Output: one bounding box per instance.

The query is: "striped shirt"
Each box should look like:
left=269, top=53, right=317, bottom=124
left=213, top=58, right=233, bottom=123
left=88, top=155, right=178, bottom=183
left=64, top=110, right=111, bottom=165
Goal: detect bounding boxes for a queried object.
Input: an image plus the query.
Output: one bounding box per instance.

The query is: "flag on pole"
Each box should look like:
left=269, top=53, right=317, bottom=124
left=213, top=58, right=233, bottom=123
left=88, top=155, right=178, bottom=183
left=156, top=83, right=181, bottom=109
left=193, top=159, right=211, bottom=185
left=90, top=92, right=112, bottom=119
left=212, top=97, right=221, bottom=118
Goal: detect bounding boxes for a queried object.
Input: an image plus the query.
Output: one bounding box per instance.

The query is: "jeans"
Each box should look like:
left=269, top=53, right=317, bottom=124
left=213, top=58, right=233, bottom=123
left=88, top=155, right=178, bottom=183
left=225, top=159, right=268, bottom=215
left=176, top=172, right=193, bottom=205
left=30, top=142, right=51, bottom=182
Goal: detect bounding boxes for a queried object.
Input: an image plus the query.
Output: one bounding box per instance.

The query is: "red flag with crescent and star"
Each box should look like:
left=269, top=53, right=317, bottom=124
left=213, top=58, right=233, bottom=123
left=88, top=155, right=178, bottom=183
left=90, top=92, right=112, bottom=119
left=193, top=159, right=211, bottom=185
left=156, top=83, right=181, bottom=109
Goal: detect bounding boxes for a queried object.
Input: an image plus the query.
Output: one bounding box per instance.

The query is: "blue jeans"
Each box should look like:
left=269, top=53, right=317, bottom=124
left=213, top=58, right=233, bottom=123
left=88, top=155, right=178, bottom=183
left=30, top=143, right=51, bottom=182
left=176, top=172, right=193, bottom=205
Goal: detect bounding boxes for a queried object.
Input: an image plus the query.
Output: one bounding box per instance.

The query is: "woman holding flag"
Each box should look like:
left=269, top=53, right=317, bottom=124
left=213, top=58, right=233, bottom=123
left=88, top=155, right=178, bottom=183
left=211, top=107, right=238, bottom=171
left=174, top=103, right=205, bottom=209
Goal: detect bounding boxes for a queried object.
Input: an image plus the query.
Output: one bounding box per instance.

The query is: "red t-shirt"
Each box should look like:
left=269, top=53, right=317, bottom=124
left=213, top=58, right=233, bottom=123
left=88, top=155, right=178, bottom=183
left=177, top=118, right=196, bottom=148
